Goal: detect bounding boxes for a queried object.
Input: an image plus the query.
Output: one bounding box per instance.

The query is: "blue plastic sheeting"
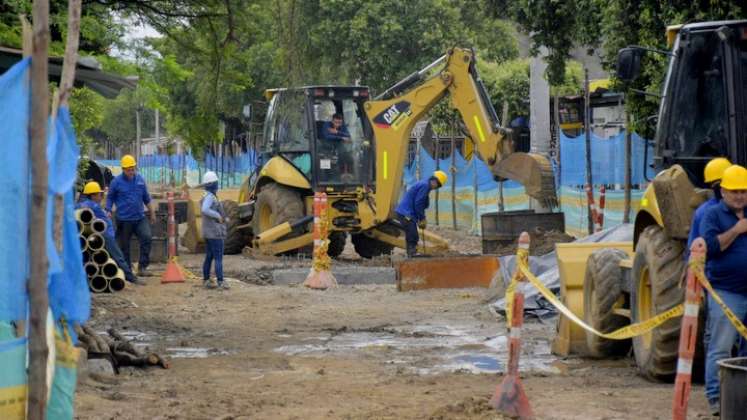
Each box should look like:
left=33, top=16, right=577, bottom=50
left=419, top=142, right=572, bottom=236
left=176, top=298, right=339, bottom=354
left=559, top=131, right=655, bottom=186
left=0, top=59, right=31, bottom=321
left=134, top=150, right=259, bottom=188
left=0, top=59, right=89, bottom=324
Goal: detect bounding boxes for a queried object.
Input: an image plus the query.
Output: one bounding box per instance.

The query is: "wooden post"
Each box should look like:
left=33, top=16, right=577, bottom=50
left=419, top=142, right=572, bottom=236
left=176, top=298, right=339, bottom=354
left=415, top=132, right=421, bottom=181
left=498, top=181, right=504, bottom=212
left=472, top=153, right=479, bottom=232
left=135, top=106, right=141, bottom=163
left=28, top=0, right=50, bottom=418
left=623, top=108, right=632, bottom=223
left=450, top=128, right=457, bottom=230
left=584, top=68, right=593, bottom=235
left=434, top=131, right=440, bottom=226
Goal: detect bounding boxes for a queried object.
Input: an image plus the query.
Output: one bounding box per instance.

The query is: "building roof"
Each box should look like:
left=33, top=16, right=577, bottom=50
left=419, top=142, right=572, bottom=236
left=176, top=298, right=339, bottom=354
left=0, top=46, right=136, bottom=98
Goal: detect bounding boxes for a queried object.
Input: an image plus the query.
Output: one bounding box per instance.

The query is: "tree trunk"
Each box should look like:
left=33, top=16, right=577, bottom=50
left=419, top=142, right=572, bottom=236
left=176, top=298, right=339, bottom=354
left=584, top=68, right=593, bottom=235
left=623, top=109, right=632, bottom=223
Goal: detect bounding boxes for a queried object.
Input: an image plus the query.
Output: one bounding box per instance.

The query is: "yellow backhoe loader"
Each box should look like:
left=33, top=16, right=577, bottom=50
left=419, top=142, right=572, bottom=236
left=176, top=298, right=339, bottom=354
left=556, top=20, right=747, bottom=381
left=190, top=48, right=557, bottom=258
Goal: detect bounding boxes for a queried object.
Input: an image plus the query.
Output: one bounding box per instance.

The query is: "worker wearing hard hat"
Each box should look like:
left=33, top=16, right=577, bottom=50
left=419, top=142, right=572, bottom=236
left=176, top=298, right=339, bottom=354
left=106, top=155, right=156, bottom=277
left=687, top=157, right=731, bottom=250
left=395, top=170, right=447, bottom=257
left=200, top=171, right=228, bottom=289
left=77, top=181, right=142, bottom=285
left=699, top=164, right=747, bottom=415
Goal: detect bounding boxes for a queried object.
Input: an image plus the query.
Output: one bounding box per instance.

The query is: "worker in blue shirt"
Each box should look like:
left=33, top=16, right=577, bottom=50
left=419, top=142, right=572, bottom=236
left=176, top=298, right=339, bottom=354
left=106, top=154, right=156, bottom=277
left=321, top=113, right=352, bottom=175
left=395, top=170, right=448, bottom=257
left=688, top=158, right=731, bottom=250
left=698, top=164, right=747, bottom=416
left=200, top=171, right=228, bottom=289
left=77, top=181, right=141, bottom=285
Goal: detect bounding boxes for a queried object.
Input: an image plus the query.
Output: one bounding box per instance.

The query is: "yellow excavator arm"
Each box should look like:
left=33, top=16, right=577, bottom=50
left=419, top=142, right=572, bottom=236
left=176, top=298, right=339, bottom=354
left=365, top=47, right=558, bottom=223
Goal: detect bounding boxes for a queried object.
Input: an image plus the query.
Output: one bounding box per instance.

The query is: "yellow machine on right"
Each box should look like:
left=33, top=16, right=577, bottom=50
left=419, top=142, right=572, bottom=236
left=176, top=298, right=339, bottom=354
left=556, top=20, right=747, bottom=381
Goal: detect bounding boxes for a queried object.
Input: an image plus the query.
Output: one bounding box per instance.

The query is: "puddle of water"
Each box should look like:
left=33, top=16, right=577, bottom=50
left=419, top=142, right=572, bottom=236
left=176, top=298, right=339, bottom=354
left=166, top=347, right=230, bottom=358
left=453, top=355, right=502, bottom=372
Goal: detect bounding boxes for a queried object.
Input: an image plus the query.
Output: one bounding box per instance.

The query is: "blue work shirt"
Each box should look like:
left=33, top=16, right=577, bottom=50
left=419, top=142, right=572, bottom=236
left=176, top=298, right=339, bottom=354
left=699, top=200, right=747, bottom=294
left=76, top=198, right=115, bottom=237
left=395, top=179, right=431, bottom=222
left=106, top=173, right=151, bottom=221
left=687, top=197, right=719, bottom=251
left=322, top=121, right=350, bottom=141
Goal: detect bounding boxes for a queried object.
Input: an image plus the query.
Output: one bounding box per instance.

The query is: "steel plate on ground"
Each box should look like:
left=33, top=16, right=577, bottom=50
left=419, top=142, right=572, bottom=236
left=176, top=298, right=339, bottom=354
left=396, top=255, right=499, bottom=291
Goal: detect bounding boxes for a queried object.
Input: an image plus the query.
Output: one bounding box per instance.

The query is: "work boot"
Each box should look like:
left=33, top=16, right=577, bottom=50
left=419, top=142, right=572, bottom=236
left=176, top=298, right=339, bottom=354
left=406, top=244, right=417, bottom=258
left=217, top=281, right=230, bottom=290
left=203, top=279, right=216, bottom=289
left=709, top=399, right=719, bottom=417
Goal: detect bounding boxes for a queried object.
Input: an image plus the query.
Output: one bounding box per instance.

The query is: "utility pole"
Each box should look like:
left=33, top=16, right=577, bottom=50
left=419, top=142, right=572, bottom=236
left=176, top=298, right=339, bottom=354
left=623, top=106, right=632, bottom=223
left=135, top=106, right=141, bottom=162
left=28, top=0, right=50, bottom=417
left=584, top=68, right=593, bottom=235
left=553, top=94, right=562, bottom=206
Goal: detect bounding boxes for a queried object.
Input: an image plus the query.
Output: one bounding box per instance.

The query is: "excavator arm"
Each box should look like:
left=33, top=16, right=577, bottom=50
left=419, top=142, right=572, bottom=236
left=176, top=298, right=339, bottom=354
left=364, top=47, right=558, bottom=223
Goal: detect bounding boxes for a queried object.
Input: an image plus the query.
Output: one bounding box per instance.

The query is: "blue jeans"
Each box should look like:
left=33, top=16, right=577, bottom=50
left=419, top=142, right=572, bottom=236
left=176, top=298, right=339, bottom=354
left=396, top=213, right=419, bottom=247
left=704, top=288, right=747, bottom=404
left=203, top=239, right=224, bottom=283
left=103, top=233, right=136, bottom=282
left=115, top=218, right=152, bottom=269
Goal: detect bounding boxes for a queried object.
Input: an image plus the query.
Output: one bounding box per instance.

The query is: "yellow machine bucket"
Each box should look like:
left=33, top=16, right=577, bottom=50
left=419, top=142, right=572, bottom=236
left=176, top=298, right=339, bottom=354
left=552, top=242, right=633, bottom=356
left=493, top=152, right=558, bottom=209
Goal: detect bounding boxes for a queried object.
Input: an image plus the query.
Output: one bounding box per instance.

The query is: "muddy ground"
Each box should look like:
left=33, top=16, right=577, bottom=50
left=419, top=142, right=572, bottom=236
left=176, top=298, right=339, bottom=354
left=75, top=228, right=712, bottom=420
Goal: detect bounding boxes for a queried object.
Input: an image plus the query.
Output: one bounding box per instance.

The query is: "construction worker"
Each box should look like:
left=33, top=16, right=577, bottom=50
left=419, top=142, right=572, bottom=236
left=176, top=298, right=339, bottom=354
left=395, top=170, right=447, bottom=257
left=106, top=154, right=156, bottom=277
left=77, top=181, right=142, bottom=285
left=200, top=171, right=228, bottom=289
left=699, top=164, right=747, bottom=416
left=687, top=157, right=731, bottom=249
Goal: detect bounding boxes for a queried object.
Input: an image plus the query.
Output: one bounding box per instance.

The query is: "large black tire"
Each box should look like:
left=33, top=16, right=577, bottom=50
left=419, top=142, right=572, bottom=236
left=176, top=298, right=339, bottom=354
left=631, top=225, right=687, bottom=381
left=584, top=248, right=631, bottom=358
left=351, top=233, right=394, bottom=259
left=222, top=200, right=249, bottom=254
left=327, top=232, right=347, bottom=258
left=252, top=183, right=309, bottom=255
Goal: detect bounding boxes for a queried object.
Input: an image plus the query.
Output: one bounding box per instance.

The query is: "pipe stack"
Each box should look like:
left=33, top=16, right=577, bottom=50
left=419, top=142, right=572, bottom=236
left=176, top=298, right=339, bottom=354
left=76, top=208, right=126, bottom=293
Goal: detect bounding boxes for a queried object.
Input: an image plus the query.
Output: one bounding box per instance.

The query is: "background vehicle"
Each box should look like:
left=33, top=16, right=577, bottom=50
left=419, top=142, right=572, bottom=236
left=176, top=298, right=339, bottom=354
left=563, top=20, right=747, bottom=380
left=219, top=48, right=559, bottom=257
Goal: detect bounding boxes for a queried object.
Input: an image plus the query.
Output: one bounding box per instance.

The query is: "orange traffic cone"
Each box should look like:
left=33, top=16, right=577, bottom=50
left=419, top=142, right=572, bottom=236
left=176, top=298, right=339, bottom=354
left=161, top=191, right=186, bottom=284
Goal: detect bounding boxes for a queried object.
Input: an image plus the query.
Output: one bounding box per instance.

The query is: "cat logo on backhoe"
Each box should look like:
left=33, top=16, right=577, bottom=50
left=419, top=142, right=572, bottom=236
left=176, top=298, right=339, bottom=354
left=373, top=101, right=412, bottom=131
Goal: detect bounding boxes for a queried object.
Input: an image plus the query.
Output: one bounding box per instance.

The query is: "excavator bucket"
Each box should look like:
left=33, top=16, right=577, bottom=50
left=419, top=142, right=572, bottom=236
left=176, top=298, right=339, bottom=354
left=493, top=152, right=558, bottom=209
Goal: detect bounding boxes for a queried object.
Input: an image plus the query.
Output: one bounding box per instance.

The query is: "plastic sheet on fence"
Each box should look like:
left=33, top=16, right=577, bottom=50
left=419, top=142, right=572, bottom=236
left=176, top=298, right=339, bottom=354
left=130, top=151, right=258, bottom=188
left=560, top=130, right=655, bottom=186
left=0, top=59, right=89, bottom=325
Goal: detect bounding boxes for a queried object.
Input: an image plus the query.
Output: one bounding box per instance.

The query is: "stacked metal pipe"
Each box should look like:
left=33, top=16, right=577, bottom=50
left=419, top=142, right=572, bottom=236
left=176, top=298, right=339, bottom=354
left=76, top=208, right=126, bottom=293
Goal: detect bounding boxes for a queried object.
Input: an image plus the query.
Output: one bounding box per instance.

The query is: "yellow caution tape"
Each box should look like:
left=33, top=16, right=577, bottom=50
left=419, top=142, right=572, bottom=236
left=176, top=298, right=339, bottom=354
left=690, top=261, right=747, bottom=340
left=513, top=261, right=684, bottom=340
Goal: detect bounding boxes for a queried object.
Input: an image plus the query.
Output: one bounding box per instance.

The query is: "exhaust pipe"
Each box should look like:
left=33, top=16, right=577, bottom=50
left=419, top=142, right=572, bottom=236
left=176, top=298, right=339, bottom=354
left=75, top=208, right=94, bottom=224
left=88, top=275, right=108, bottom=293
left=107, top=269, right=126, bottom=292
left=92, top=250, right=109, bottom=265
left=84, top=262, right=99, bottom=277
left=91, top=218, right=107, bottom=234
left=87, top=233, right=105, bottom=252
left=101, top=260, right=119, bottom=278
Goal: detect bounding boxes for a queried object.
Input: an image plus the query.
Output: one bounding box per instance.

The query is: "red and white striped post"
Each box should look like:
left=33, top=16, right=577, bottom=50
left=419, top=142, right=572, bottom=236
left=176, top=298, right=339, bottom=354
left=304, top=192, right=337, bottom=289
left=161, top=190, right=185, bottom=283
left=597, top=185, right=606, bottom=230
left=672, top=238, right=706, bottom=420
left=585, top=184, right=600, bottom=233
left=491, top=232, right=534, bottom=419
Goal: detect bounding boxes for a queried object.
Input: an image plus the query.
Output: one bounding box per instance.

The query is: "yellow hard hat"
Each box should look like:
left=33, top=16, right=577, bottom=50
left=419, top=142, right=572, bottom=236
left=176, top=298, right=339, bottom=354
left=720, top=165, right=747, bottom=190
left=121, top=154, right=136, bottom=168
left=433, top=170, right=448, bottom=187
left=83, top=181, right=103, bottom=195
left=704, top=157, right=731, bottom=183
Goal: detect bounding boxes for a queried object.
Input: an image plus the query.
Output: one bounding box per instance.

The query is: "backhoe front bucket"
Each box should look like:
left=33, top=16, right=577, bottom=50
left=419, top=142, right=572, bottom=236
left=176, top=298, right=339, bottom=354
left=493, top=152, right=557, bottom=209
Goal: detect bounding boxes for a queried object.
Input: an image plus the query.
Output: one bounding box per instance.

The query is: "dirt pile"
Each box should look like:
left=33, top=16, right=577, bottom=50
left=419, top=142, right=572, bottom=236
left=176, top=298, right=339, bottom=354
left=429, top=396, right=508, bottom=419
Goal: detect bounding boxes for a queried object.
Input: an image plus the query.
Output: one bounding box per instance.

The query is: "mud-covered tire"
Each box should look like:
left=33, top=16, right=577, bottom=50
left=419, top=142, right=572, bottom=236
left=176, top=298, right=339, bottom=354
left=327, top=232, right=347, bottom=258
left=351, top=233, right=394, bottom=259
left=584, top=248, right=631, bottom=358
left=631, top=225, right=687, bottom=381
left=252, top=183, right=309, bottom=255
left=222, top=200, right=249, bottom=254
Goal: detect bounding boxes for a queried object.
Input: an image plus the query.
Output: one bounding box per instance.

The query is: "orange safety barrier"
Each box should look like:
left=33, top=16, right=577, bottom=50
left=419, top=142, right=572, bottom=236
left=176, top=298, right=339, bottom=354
left=672, top=238, right=705, bottom=419
left=597, top=185, right=606, bottom=229
left=491, top=231, right=534, bottom=419
left=303, top=192, right=338, bottom=289
left=161, top=191, right=186, bottom=284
